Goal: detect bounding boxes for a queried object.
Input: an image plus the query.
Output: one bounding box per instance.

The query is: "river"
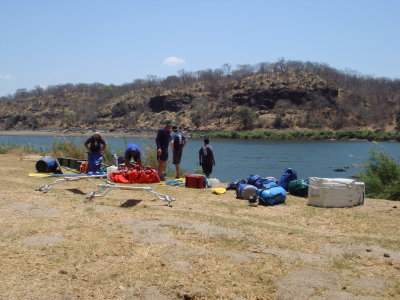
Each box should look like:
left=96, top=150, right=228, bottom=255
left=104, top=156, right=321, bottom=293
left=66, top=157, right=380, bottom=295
left=1, top=135, right=399, bottom=182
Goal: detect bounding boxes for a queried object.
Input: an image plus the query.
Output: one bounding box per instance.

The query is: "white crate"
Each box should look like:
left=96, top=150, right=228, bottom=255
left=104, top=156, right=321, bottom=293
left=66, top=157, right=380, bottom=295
left=308, top=177, right=364, bottom=208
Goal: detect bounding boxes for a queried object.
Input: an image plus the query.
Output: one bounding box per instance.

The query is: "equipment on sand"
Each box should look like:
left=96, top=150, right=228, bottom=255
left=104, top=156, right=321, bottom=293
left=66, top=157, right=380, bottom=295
left=307, top=177, right=364, bottom=208
left=86, top=182, right=175, bottom=206
left=35, top=175, right=176, bottom=206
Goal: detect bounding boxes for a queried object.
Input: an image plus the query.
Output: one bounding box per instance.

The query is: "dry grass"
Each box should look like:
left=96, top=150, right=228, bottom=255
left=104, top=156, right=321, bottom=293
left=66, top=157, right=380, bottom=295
left=0, top=153, right=399, bottom=299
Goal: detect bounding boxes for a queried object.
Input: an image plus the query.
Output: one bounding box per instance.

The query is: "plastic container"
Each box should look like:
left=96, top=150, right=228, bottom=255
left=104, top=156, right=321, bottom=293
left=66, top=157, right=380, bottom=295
left=113, top=154, right=118, bottom=166
left=35, top=158, right=57, bottom=173
left=107, top=166, right=118, bottom=180
left=308, top=177, right=365, bottom=208
left=207, top=178, right=220, bottom=188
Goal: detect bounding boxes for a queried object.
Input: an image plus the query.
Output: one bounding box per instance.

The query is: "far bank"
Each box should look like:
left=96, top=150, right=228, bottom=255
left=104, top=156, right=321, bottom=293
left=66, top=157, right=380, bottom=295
left=1, top=128, right=400, bottom=142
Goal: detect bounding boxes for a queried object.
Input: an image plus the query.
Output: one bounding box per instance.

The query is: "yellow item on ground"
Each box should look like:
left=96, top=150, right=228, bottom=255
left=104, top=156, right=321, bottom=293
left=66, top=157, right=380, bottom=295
left=212, top=187, right=226, bottom=195
left=29, top=173, right=53, bottom=177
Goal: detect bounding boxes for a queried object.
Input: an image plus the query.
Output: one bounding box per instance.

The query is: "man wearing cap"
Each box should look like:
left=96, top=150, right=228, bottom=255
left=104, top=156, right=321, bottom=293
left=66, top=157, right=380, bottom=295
left=170, top=125, right=187, bottom=178
left=84, top=132, right=107, bottom=173
left=156, top=120, right=173, bottom=180
left=124, top=143, right=141, bottom=168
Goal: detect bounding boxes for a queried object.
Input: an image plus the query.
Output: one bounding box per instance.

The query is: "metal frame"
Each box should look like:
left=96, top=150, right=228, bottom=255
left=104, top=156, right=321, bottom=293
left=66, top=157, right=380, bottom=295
left=35, top=175, right=108, bottom=193
left=35, top=175, right=176, bottom=206
left=85, top=182, right=176, bottom=206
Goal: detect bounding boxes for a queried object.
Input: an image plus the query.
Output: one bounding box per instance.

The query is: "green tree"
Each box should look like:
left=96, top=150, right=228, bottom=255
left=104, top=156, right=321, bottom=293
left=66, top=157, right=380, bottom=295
left=394, top=110, right=400, bottom=131
left=234, top=107, right=255, bottom=129
left=360, top=150, right=400, bottom=200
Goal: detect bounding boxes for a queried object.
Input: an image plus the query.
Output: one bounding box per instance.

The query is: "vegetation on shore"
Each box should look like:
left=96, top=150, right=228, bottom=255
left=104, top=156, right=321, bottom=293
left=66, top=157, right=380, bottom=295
left=194, top=129, right=400, bottom=141
left=360, top=150, right=400, bottom=200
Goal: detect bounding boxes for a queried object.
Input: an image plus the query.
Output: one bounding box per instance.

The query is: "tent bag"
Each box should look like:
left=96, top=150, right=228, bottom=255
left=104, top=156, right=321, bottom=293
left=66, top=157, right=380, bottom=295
left=35, top=158, right=57, bottom=173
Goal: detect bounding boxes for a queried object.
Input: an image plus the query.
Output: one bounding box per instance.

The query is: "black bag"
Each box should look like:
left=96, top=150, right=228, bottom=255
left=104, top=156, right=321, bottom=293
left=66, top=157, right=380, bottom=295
left=226, top=179, right=246, bottom=190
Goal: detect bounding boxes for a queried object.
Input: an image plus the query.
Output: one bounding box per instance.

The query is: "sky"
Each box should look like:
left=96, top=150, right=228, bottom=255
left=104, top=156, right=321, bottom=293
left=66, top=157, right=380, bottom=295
left=0, top=0, right=399, bottom=97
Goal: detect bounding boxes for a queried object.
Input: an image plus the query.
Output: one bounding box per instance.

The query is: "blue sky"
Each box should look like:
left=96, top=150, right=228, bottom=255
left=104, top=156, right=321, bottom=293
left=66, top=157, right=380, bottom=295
left=0, top=0, right=399, bottom=97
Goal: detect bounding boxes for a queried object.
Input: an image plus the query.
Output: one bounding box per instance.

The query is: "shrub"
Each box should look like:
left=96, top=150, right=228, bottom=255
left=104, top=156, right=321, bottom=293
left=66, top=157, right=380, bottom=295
left=360, top=150, right=400, bottom=200
left=141, top=146, right=176, bottom=177
left=0, top=142, right=37, bottom=155
left=51, top=140, right=86, bottom=160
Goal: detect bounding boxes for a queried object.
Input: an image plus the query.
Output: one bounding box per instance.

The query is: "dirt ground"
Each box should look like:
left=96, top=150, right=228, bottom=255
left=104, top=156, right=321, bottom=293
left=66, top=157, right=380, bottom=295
left=0, top=154, right=399, bottom=300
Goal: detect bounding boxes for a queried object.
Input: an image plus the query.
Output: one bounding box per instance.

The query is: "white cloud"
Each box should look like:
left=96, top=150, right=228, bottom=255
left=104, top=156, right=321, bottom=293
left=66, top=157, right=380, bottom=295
left=0, top=74, right=13, bottom=80
left=163, top=56, right=186, bottom=66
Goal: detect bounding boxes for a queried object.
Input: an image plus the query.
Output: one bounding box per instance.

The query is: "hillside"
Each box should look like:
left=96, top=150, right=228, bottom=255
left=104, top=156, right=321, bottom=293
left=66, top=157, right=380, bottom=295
left=1, top=60, right=400, bottom=132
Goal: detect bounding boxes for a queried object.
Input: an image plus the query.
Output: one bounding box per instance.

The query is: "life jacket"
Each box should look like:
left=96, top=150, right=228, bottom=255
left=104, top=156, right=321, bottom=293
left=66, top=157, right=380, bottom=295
left=110, top=165, right=161, bottom=184
left=173, top=132, right=185, bottom=151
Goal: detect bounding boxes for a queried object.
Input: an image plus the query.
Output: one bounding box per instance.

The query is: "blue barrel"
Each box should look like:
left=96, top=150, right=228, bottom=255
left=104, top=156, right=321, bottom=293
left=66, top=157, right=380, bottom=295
left=35, top=158, right=58, bottom=173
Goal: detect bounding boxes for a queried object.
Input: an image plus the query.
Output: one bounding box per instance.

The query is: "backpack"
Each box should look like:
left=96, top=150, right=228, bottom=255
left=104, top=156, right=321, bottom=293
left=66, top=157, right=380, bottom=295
left=173, top=133, right=185, bottom=151
left=278, top=168, right=298, bottom=191
left=236, top=183, right=258, bottom=200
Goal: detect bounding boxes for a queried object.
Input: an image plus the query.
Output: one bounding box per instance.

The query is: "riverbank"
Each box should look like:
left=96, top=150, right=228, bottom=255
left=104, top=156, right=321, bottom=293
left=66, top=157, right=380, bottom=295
left=2, top=128, right=399, bottom=142
left=0, top=153, right=399, bottom=299
left=194, top=129, right=400, bottom=142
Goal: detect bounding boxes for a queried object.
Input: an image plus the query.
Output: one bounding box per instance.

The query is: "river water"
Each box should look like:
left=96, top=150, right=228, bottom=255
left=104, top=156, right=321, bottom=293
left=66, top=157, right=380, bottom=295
left=1, top=135, right=399, bottom=182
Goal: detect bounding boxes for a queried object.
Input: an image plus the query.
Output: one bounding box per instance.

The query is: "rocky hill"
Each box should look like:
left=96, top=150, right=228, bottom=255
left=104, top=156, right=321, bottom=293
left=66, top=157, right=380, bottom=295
left=1, top=60, right=400, bottom=132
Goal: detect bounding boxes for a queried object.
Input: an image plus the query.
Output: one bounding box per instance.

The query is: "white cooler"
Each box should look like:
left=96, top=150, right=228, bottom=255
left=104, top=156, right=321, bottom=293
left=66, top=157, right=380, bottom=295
left=308, top=177, right=365, bottom=208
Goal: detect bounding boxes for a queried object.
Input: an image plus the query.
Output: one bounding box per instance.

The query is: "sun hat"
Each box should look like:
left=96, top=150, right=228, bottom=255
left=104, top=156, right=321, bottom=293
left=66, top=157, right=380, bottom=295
left=166, top=120, right=173, bottom=125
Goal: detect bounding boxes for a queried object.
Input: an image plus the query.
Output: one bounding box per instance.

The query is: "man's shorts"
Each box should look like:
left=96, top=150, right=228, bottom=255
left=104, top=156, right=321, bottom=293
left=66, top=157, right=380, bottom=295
left=172, top=149, right=182, bottom=164
left=157, top=149, right=168, bottom=162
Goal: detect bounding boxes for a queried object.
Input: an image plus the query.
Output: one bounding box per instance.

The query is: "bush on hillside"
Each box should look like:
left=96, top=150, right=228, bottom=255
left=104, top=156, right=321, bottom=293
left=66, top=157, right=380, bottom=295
left=360, top=150, right=400, bottom=200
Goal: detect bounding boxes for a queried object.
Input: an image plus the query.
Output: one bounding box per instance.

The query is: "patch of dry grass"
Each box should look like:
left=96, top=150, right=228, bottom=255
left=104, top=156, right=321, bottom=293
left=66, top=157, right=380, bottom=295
left=0, top=153, right=400, bottom=299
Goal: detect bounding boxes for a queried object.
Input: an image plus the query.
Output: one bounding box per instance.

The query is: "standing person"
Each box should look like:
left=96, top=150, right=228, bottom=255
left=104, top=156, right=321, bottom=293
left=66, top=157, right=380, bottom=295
left=199, top=138, right=215, bottom=178
left=156, top=120, right=173, bottom=180
left=170, top=126, right=187, bottom=178
left=84, top=132, right=107, bottom=173
left=124, top=143, right=141, bottom=168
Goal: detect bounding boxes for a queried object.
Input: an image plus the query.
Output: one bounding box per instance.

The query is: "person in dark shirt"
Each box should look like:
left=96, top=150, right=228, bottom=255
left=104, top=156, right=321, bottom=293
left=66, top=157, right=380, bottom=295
left=156, top=120, right=173, bottom=180
left=199, top=138, right=215, bottom=178
left=124, top=143, right=141, bottom=168
left=170, top=126, right=187, bottom=178
left=84, top=132, right=107, bottom=173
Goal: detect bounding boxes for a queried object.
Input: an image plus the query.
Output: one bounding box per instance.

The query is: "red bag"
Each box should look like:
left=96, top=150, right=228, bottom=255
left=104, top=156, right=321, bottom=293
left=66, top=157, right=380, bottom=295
left=137, top=171, right=149, bottom=183
left=127, top=170, right=139, bottom=183
left=148, top=171, right=161, bottom=183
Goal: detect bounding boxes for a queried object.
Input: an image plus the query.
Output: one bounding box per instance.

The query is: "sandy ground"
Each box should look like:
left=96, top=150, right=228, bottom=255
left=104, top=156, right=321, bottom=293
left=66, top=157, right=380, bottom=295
left=0, top=153, right=399, bottom=299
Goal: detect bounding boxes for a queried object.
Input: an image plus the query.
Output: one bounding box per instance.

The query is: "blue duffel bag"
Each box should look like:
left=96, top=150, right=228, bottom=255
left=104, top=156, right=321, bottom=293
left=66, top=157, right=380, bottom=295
left=256, top=186, right=287, bottom=206
left=247, top=174, right=261, bottom=186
